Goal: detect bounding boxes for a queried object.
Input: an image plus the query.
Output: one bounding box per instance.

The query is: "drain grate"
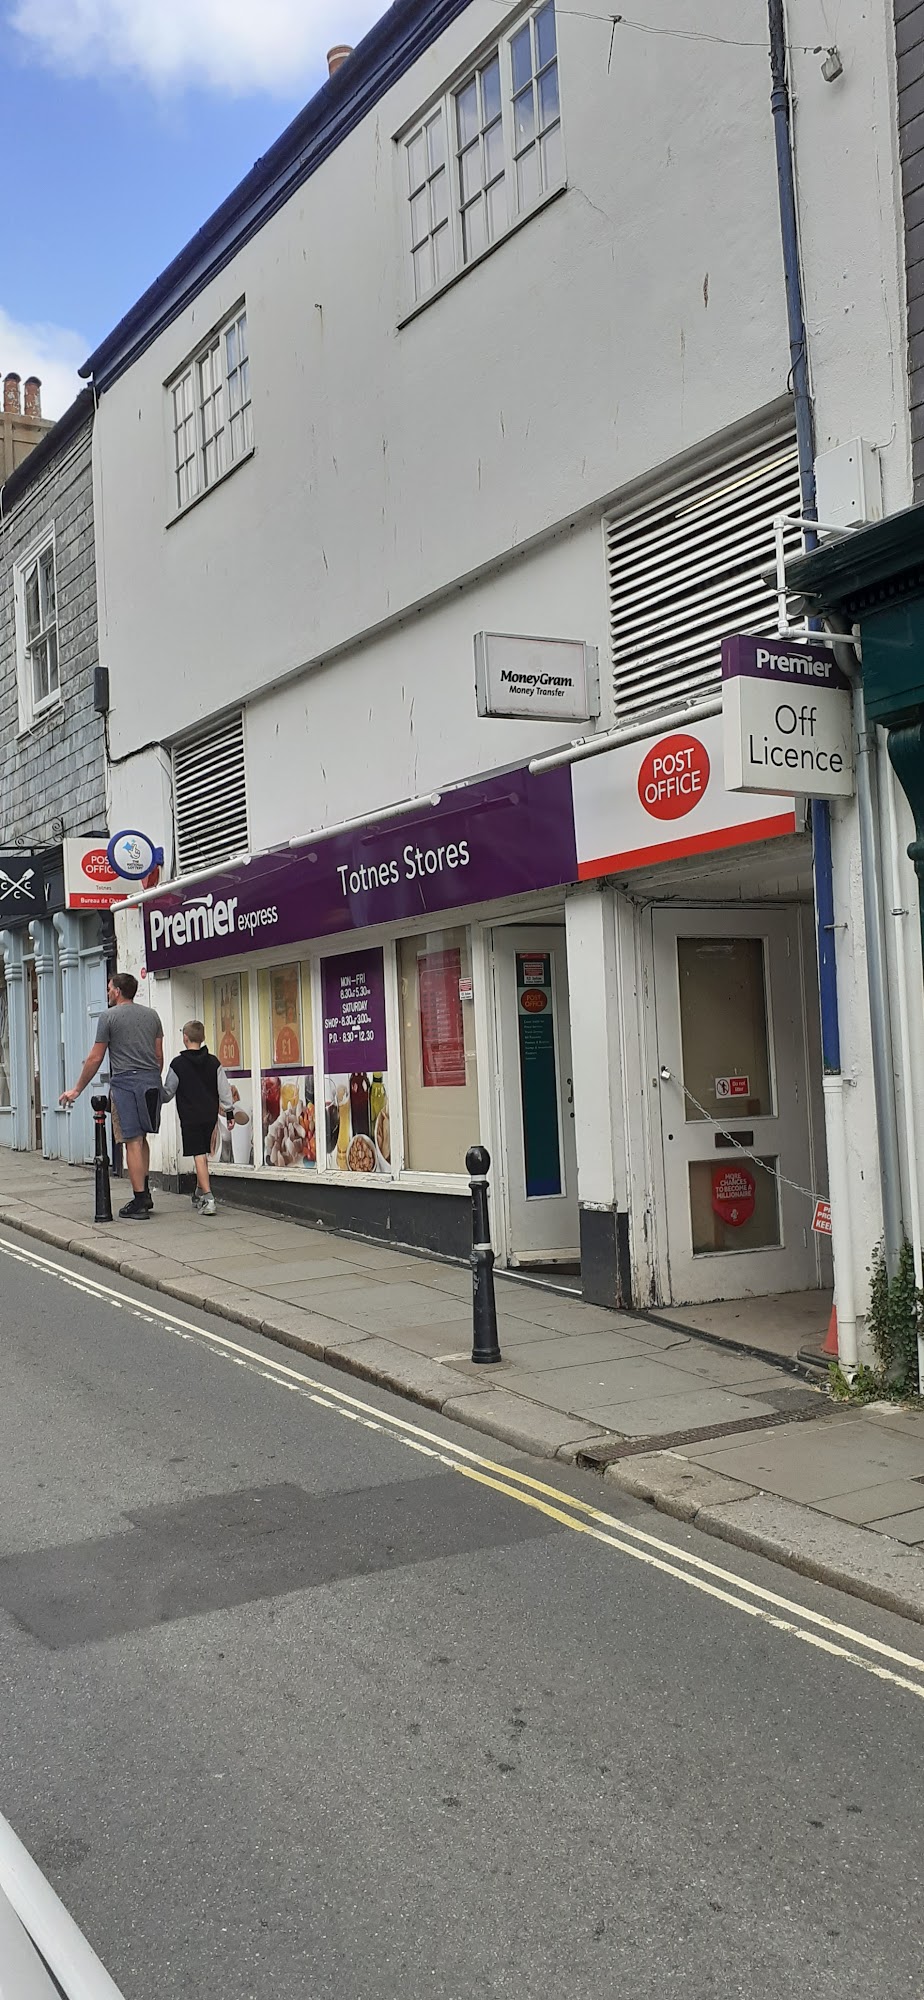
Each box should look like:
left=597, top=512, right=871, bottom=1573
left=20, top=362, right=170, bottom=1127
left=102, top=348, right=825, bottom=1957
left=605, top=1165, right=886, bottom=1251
left=576, top=1395, right=839, bottom=1472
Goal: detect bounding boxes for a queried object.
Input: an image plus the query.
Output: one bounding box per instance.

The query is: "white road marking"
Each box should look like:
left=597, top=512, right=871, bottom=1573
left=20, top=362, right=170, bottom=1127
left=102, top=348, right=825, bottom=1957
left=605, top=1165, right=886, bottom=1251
left=3, top=1231, right=924, bottom=1698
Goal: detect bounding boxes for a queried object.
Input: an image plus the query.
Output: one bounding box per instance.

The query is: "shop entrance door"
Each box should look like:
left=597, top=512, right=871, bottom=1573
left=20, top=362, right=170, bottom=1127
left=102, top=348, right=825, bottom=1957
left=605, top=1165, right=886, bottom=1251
left=493, top=926, right=579, bottom=1266
left=653, top=907, right=820, bottom=1305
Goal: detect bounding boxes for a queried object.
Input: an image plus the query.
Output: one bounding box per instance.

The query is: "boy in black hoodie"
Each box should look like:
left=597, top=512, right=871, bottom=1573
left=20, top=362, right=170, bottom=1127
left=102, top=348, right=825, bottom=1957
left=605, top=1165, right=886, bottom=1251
left=162, top=1020, right=235, bottom=1216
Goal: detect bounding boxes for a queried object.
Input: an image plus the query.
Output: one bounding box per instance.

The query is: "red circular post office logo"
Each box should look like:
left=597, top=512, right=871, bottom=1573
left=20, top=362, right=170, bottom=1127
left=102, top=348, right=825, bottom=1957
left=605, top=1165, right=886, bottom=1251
left=637, top=733, right=711, bottom=820
left=521, top=989, right=548, bottom=1013
left=82, top=847, right=118, bottom=882
left=711, top=1166, right=756, bottom=1228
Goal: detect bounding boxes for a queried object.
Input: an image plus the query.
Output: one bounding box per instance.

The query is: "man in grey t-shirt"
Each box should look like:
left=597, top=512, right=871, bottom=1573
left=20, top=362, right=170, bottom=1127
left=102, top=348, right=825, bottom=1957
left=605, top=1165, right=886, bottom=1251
left=60, top=972, right=164, bottom=1220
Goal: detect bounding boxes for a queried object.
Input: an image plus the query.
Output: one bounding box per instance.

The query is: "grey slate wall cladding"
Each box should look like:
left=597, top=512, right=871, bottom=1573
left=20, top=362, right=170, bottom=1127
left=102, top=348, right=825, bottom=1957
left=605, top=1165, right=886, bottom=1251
left=898, top=0, right=924, bottom=492
left=0, top=409, right=105, bottom=844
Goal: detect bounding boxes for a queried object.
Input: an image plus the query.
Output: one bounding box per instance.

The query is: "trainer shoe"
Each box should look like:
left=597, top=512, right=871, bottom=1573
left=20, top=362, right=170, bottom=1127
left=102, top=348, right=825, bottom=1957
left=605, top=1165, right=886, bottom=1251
left=118, top=1194, right=150, bottom=1220
left=200, top=1194, right=216, bottom=1216
left=191, top=1190, right=204, bottom=1210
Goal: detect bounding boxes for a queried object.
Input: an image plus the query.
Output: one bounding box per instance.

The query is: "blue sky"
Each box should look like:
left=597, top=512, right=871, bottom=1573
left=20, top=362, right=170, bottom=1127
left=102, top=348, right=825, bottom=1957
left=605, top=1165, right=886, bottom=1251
left=1, top=0, right=384, bottom=416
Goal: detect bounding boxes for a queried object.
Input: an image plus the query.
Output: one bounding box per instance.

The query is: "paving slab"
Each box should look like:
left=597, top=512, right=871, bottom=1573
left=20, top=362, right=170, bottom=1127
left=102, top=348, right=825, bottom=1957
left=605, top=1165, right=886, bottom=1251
left=678, top=1419, right=924, bottom=1500
left=309, top=1282, right=473, bottom=1334
left=869, top=1507, right=924, bottom=1544
left=492, top=1354, right=720, bottom=1412
left=591, top=1388, right=780, bottom=1438
left=809, top=1480, right=924, bottom=1526
left=476, top=1329, right=672, bottom=1374
left=257, top=1274, right=377, bottom=1305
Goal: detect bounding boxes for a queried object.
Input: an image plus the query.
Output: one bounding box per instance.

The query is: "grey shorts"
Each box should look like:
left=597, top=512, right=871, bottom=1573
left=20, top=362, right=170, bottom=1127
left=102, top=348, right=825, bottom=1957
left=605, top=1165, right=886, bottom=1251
left=109, top=1074, right=162, bottom=1144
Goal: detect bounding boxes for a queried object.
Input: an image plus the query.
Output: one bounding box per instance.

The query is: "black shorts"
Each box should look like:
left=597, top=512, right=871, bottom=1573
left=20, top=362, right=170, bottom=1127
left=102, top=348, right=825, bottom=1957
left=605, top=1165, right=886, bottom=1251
left=180, top=1121, right=216, bottom=1159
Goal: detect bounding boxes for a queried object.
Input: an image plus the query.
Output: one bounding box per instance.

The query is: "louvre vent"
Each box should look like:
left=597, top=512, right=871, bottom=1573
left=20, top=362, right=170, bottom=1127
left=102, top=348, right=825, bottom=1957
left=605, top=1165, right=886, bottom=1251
left=606, top=435, right=802, bottom=723
left=172, top=712, right=249, bottom=874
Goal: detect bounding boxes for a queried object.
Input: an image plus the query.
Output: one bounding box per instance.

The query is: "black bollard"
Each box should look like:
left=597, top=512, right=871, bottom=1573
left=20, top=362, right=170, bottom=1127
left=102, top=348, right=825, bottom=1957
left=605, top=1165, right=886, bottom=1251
left=466, top=1144, right=501, bottom=1364
left=91, top=1094, right=113, bottom=1223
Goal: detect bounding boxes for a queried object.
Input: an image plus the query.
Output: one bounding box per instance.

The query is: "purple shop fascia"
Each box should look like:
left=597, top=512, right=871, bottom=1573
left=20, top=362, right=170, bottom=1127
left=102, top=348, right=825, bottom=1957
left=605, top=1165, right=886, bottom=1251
left=143, top=763, right=579, bottom=969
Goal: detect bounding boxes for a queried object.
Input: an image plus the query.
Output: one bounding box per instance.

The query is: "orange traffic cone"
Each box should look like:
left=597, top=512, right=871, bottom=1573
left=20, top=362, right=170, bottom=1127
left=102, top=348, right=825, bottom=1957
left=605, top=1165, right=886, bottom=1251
left=822, top=1305, right=838, bottom=1358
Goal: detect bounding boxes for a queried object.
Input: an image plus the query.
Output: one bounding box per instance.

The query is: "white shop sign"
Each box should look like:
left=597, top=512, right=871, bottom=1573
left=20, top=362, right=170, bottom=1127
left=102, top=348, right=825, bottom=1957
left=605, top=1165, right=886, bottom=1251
left=474, top=632, right=600, bottom=722
left=721, top=634, right=855, bottom=800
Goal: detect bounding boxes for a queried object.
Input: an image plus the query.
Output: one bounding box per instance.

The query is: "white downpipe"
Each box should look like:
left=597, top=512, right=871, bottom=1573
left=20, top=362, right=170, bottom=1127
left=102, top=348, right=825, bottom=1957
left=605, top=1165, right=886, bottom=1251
left=882, top=742, right=924, bottom=1391
left=823, top=1074, right=857, bottom=1375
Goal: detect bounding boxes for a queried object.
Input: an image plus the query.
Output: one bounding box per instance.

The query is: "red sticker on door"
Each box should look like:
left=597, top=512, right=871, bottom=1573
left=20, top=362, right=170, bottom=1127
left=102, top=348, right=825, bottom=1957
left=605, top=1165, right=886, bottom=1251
left=711, top=1165, right=756, bottom=1227
left=637, top=733, right=711, bottom=821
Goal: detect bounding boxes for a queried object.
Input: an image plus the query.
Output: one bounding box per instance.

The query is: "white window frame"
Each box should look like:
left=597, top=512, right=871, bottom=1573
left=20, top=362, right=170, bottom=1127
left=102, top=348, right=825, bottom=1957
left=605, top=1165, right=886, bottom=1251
left=14, top=527, right=61, bottom=733
left=400, top=0, right=564, bottom=311
left=167, top=303, right=253, bottom=517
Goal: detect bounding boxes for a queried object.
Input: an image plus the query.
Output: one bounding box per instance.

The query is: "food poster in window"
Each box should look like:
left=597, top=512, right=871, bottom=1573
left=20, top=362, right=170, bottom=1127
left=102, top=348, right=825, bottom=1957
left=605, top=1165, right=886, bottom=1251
left=322, top=947, right=391, bottom=1176
left=203, top=974, right=254, bottom=1166
left=259, top=964, right=316, bottom=1169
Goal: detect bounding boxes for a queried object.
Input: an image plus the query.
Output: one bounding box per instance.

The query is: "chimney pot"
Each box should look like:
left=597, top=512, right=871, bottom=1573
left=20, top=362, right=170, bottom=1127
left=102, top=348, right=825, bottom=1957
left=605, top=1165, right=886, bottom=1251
left=3, top=373, right=22, bottom=415
left=23, top=376, right=41, bottom=419
left=327, top=44, right=353, bottom=75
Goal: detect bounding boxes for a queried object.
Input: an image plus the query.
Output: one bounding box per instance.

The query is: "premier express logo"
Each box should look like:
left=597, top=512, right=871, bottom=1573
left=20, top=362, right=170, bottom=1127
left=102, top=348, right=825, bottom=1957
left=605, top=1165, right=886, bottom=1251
left=148, top=893, right=279, bottom=953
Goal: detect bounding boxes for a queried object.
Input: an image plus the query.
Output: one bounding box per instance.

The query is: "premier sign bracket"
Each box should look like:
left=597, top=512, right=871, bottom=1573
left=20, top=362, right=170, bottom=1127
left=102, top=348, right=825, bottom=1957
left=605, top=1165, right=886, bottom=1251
left=721, top=634, right=855, bottom=800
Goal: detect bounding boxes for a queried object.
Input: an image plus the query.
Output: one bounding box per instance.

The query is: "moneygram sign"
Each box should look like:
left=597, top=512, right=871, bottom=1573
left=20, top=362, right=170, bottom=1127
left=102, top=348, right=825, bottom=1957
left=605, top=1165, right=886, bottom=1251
left=474, top=632, right=600, bottom=722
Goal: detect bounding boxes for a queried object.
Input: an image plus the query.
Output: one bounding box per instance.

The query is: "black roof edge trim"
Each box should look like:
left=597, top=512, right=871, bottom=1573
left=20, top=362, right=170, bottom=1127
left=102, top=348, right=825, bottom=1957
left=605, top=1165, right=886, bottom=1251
left=81, top=0, right=474, bottom=393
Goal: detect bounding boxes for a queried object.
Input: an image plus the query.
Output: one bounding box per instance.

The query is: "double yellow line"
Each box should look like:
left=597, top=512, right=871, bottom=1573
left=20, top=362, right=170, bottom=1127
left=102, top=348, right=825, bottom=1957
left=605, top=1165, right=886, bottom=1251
left=4, top=1232, right=924, bottom=1702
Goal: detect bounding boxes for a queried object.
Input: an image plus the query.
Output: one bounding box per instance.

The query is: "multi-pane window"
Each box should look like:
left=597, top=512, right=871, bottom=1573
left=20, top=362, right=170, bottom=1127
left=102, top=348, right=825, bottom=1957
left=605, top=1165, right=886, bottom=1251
left=402, top=1, right=563, bottom=306
left=407, top=111, right=452, bottom=303
left=19, top=537, right=59, bottom=717
left=456, top=56, right=506, bottom=263
left=169, top=306, right=252, bottom=512
left=510, top=2, right=561, bottom=213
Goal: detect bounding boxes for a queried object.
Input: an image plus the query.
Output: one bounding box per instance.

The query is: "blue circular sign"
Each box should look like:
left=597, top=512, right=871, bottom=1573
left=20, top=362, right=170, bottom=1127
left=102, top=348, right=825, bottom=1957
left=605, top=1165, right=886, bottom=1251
left=106, top=830, right=164, bottom=881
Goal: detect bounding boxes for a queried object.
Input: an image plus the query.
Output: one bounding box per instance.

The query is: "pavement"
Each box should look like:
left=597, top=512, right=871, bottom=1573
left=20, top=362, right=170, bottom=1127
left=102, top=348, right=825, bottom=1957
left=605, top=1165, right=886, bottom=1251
left=4, top=1150, right=924, bottom=1626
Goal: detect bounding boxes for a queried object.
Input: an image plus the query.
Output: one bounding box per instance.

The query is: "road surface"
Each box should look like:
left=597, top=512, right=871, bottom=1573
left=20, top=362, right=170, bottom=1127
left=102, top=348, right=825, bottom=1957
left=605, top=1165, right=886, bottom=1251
left=0, top=1222, right=921, bottom=1999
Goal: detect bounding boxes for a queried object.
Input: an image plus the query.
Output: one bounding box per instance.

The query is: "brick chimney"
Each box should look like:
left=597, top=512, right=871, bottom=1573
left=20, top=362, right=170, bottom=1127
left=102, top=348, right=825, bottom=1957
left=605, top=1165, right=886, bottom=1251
left=327, top=45, right=353, bottom=75
left=1, top=368, right=54, bottom=482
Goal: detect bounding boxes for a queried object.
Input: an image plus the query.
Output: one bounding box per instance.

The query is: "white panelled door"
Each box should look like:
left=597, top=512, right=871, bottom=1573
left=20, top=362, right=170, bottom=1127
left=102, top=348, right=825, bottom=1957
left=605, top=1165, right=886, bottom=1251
left=652, top=906, right=821, bottom=1305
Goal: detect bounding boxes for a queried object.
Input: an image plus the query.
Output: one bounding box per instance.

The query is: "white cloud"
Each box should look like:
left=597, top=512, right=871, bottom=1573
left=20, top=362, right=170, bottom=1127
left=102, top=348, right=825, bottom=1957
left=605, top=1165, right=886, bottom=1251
left=0, top=308, right=87, bottom=422
left=9, top=0, right=385, bottom=94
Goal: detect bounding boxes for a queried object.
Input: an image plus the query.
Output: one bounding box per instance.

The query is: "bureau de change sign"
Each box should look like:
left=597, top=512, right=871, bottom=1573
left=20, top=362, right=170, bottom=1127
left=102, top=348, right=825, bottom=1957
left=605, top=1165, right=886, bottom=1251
left=721, top=635, right=854, bottom=799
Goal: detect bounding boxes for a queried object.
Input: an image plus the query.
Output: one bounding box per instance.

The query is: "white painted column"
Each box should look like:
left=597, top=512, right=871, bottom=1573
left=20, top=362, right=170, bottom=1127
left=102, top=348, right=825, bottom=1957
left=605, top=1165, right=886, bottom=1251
left=0, top=931, right=31, bottom=1150
left=564, top=884, right=631, bottom=1305
left=29, top=919, right=63, bottom=1160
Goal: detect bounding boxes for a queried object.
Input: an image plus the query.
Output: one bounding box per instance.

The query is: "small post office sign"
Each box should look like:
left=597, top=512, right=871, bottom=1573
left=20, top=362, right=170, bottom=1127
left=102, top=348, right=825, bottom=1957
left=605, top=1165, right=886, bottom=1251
left=475, top=632, right=600, bottom=722
left=721, top=634, right=855, bottom=800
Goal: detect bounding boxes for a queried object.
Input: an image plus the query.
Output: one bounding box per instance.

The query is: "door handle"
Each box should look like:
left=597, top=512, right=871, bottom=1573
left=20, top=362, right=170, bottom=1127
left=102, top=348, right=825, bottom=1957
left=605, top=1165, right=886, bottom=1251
left=566, top=1075, right=574, bottom=1111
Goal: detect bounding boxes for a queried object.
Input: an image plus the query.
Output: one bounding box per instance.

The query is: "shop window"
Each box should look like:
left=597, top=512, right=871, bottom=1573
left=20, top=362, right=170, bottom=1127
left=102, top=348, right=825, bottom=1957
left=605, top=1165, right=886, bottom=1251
left=321, top=946, right=392, bottom=1178
left=398, top=929, right=479, bottom=1173
left=689, top=1159, right=781, bottom=1254
left=677, top=937, right=772, bottom=1121
left=259, top=963, right=316, bottom=1169
left=202, top=972, right=254, bottom=1165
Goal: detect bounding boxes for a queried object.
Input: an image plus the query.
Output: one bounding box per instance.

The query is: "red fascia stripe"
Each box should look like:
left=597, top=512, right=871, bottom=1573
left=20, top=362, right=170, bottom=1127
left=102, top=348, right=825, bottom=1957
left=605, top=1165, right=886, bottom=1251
left=576, top=810, right=798, bottom=880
